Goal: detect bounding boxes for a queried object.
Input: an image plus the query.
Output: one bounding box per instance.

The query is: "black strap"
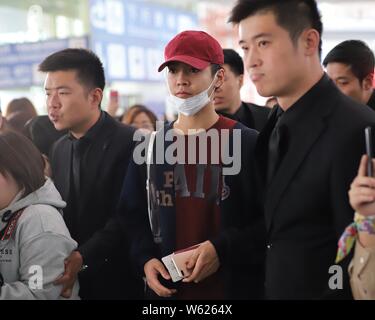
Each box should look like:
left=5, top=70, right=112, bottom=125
left=0, top=209, right=25, bottom=241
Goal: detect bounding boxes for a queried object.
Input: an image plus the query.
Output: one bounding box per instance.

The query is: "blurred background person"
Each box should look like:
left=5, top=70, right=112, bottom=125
left=106, top=90, right=120, bottom=118
left=323, top=40, right=375, bottom=110
left=5, top=97, right=37, bottom=134
left=120, top=104, right=157, bottom=132
left=25, top=115, right=66, bottom=157
left=0, top=103, right=11, bottom=132
left=24, top=115, right=67, bottom=177
left=0, top=106, right=8, bottom=132
left=213, top=48, right=270, bottom=131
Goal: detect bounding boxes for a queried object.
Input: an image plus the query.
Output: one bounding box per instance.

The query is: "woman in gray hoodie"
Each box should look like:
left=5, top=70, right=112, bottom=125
left=0, top=130, right=79, bottom=299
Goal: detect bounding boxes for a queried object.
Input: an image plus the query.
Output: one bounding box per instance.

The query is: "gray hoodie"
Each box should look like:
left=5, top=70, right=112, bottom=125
left=0, top=178, right=79, bottom=300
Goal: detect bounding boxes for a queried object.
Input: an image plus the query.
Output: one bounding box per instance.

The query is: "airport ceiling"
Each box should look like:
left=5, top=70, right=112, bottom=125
left=2, top=0, right=375, bottom=16
left=1, top=0, right=83, bottom=17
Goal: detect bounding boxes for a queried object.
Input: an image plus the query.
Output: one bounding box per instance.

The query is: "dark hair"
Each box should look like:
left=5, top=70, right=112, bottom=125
left=0, top=130, right=45, bottom=198
left=211, top=64, right=223, bottom=76
left=5, top=98, right=37, bottom=118
left=5, top=98, right=37, bottom=134
left=25, top=115, right=67, bottom=155
left=0, top=115, right=10, bottom=132
left=229, top=0, right=323, bottom=57
left=39, top=48, right=105, bottom=92
left=121, top=104, right=158, bottom=130
left=223, top=49, right=244, bottom=76
left=323, top=40, right=375, bottom=83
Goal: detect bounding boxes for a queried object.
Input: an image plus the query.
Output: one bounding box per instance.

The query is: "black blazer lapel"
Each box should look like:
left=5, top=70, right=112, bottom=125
left=55, top=138, right=72, bottom=202
left=78, top=118, right=117, bottom=214
left=255, top=106, right=279, bottom=192
left=264, top=101, right=335, bottom=230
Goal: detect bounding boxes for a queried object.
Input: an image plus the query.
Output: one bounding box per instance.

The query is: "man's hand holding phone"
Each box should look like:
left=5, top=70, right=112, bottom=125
left=144, top=258, right=177, bottom=297
left=160, top=241, right=220, bottom=288
left=161, top=244, right=200, bottom=282
left=182, top=241, right=220, bottom=284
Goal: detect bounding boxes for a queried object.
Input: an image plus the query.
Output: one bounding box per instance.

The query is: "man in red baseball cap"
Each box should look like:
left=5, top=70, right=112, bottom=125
left=158, top=30, right=225, bottom=118
left=120, top=30, right=264, bottom=300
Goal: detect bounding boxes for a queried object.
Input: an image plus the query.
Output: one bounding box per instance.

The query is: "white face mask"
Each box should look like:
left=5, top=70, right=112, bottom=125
left=167, top=73, right=218, bottom=117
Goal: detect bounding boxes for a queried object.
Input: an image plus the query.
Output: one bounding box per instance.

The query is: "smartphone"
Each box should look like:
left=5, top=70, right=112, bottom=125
left=161, top=243, right=201, bottom=282
left=365, top=126, right=374, bottom=177
left=172, top=244, right=200, bottom=278
left=161, top=254, right=184, bottom=283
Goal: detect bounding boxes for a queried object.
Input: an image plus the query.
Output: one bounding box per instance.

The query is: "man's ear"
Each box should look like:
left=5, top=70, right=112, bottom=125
left=302, top=28, right=320, bottom=56
left=89, top=88, right=103, bottom=108
left=362, top=73, right=374, bottom=91
left=238, top=74, right=244, bottom=89
left=215, top=68, right=225, bottom=90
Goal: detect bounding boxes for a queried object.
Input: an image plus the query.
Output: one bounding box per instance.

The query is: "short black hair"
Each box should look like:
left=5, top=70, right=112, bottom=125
left=39, top=48, right=105, bottom=91
left=223, top=49, right=244, bottom=76
left=323, top=40, right=375, bottom=83
left=229, top=0, right=323, bottom=57
left=211, top=64, right=223, bottom=76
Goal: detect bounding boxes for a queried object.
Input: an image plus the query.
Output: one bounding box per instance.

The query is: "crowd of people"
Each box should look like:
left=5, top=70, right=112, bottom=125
left=0, top=0, right=375, bottom=300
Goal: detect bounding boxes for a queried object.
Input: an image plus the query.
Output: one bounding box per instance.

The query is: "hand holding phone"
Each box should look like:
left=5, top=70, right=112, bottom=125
left=161, top=244, right=201, bottom=282
left=172, top=244, right=200, bottom=278
left=365, top=126, right=374, bottom=177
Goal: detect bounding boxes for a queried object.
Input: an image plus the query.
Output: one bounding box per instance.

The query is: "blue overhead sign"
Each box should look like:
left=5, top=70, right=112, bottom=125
left=89, top=0, right=198, bottom=82
left=0, top=1, right=197, bottom=89
left=0, top=37, right=88, bottom=89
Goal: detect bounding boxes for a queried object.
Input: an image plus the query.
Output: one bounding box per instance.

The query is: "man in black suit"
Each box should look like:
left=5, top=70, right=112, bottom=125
left=214, top=48, right=270, bottom=131
left=323, top=40, right=375, bottom=111
left=229, top=0, right=375, bottom=299
left=39, top=48, right=143, bottom=299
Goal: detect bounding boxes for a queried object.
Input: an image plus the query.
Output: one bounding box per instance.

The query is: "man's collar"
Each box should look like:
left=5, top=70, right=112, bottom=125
left=277, top=74, right=329, bottom=126
left=68, top=111, right=105, bottom=141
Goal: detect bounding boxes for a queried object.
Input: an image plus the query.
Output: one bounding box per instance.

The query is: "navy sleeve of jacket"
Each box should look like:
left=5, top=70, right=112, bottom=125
left=116, top=157, right=159, bottom=273
left=210, top=125, right=266, bottom=268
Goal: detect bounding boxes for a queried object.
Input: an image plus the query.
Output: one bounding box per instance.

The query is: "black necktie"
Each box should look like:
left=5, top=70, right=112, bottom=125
left=71, top=140, right=80, bottom=197
left=267, top=107, right=284, bottom=184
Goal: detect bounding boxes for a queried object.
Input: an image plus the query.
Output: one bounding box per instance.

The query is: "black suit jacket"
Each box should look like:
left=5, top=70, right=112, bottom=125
left=255, top=75, right=375, bottom=299
left=243, top=102, right=271, bottom=131
left=50, top=112, right=142, bottom=299
left=218, top=102, right=270, bottom=132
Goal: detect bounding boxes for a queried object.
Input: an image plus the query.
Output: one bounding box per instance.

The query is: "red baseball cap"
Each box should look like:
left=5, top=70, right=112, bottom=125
left=158, top=30, right=224, bottom=72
